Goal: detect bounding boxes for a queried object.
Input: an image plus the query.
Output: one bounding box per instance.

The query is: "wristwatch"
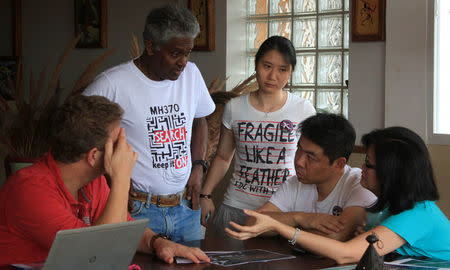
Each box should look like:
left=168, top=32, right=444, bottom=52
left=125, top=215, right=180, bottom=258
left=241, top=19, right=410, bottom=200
left=150, top=233, right=169, bottom=253
left=192, top=159, right=208, bottom=173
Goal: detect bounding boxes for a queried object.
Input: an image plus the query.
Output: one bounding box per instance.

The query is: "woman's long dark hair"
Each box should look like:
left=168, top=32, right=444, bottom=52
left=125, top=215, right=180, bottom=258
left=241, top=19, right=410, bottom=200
left=362, top=127, right=439, bottom=215
left=255, top=36, right=297, bottom=71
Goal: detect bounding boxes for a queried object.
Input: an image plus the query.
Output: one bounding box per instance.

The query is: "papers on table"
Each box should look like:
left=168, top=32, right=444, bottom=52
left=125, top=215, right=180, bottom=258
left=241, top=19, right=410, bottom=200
left=384, top=258, right=450, bottom=269
left=176, top=249, right=295, bottom=266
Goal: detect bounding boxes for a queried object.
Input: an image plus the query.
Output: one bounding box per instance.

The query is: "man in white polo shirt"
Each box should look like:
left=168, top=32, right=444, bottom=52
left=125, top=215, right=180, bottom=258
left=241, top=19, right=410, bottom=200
left=247, top=114, right=377, bottom=241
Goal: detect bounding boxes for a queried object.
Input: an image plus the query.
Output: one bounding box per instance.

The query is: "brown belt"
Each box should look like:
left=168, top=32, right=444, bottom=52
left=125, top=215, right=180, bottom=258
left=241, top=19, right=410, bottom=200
left=129, top=186, right=186, bottom=207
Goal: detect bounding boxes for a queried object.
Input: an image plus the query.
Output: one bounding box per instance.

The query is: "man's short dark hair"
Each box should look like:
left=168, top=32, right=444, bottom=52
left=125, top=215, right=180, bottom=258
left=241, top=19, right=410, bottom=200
left=50, top=95, right=123, bottom=163
left=298, top=113, right=356, bottom=164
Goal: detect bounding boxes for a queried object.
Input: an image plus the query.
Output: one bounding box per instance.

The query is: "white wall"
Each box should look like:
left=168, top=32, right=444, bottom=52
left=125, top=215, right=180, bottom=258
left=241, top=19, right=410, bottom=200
left=384, top=0, right=429, bottom=140
left=348, top=42, right=386, bottom=141
left=348, top=0, right=432, bottom=143
left=226, top=0, right=247, bottom=91
left=349, top=0, right=435, bottom=143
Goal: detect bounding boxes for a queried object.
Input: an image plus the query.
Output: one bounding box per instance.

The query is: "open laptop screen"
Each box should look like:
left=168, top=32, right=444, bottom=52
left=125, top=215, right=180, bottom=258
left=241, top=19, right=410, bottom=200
left=41, top=219, right=148, bottom=270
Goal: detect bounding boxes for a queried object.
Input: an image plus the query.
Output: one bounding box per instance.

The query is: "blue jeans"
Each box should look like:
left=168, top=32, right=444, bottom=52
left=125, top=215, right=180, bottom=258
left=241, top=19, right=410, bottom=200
left=130, top=196, right=202, bottom=243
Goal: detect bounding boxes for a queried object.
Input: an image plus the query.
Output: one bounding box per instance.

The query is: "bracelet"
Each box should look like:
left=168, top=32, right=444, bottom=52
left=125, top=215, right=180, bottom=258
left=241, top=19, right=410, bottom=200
left=199, top=194, right=212, bottom=199
left=288, top=228, right=300, bottom=246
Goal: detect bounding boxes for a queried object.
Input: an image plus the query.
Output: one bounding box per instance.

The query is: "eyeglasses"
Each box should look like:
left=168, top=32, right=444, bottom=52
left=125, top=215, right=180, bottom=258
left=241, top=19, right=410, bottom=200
left=364, top=155, right=376, bottom=170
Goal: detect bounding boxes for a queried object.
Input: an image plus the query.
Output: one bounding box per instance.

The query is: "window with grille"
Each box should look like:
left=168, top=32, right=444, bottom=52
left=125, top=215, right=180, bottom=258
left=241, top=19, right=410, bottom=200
left=246, top=0, right=349, bottom=116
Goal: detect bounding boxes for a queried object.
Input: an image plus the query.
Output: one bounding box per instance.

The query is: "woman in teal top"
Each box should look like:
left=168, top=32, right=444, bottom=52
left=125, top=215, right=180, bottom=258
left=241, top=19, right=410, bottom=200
left=226, top=127, right=450, bottom=263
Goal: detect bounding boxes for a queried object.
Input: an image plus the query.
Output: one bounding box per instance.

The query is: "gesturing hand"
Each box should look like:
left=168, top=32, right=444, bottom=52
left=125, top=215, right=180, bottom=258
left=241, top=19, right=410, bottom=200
left=225, top=209, right=279, bottom=240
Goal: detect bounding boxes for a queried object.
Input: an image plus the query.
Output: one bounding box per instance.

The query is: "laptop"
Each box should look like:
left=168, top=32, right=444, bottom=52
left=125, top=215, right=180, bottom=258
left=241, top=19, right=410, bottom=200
left=41, top=219, right=148, bottom=270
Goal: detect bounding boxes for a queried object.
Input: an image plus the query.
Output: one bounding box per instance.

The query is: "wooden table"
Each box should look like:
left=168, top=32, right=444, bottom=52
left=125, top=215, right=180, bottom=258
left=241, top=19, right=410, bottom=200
left=132, top=236, right=337, bottom=269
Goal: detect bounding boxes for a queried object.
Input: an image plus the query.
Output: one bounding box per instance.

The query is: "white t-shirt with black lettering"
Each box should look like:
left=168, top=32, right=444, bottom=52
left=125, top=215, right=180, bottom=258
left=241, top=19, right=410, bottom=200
left=269, top=165, right=377, bottom=214
left=84, top=61, right=215, bottom=194
left=221, top=93, right=315, bottom=210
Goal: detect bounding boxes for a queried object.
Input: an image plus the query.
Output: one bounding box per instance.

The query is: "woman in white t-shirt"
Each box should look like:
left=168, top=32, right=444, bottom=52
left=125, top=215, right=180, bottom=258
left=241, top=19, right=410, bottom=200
left=200, top=36, right=315, bottom=235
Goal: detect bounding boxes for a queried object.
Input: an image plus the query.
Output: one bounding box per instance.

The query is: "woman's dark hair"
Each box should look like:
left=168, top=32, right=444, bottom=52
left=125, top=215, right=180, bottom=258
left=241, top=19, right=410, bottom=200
left=255, top=36, right=297, bottom=71
left=362, top=127, right=439, bottom=215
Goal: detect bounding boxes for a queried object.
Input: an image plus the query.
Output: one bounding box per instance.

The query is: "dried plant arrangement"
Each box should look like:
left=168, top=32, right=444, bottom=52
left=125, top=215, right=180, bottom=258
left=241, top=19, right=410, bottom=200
left=129, top=34, right=141, bottom=59
left=0, top=37, right=114, bottom=159
left=205, top=74, right=258, bottom=163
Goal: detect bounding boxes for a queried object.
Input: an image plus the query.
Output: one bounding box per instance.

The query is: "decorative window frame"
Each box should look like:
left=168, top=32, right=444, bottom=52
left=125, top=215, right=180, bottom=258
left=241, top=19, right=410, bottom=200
left=245, top=0, right=350, bottom=116
left=428, top=0, right=450, bottom=145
